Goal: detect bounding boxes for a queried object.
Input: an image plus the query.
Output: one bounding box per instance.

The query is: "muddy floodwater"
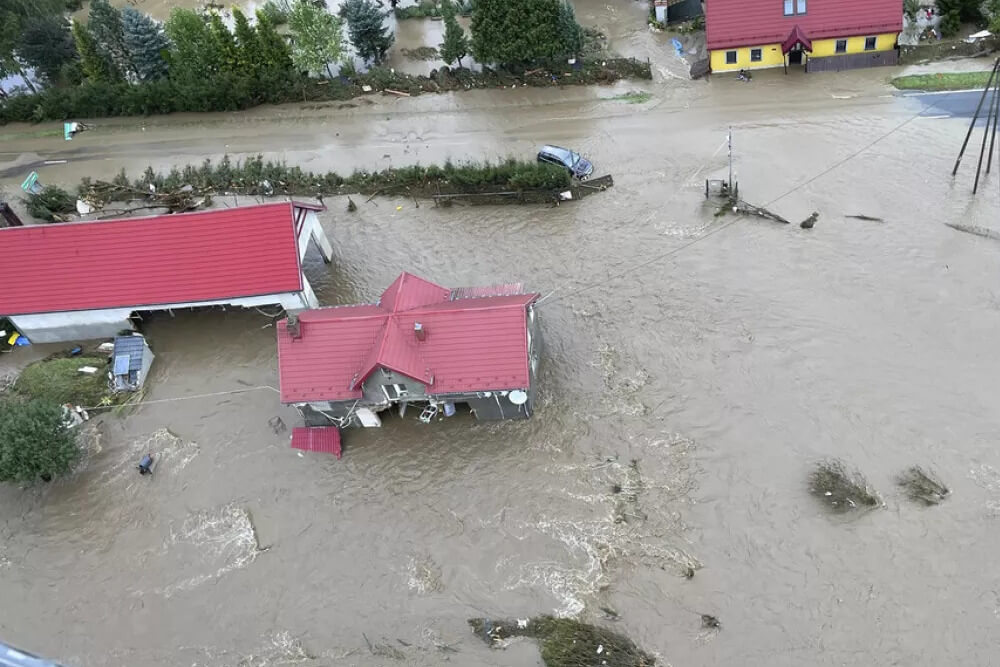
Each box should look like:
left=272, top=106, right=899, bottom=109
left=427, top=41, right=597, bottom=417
left=3, top=22, right=1000, bottom=665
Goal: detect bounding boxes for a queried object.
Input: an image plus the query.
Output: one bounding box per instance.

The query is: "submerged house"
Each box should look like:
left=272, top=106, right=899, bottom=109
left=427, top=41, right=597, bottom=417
left=706, top=0, right=902, bottom=74
left=0, top=202, right=332, bottom=343
left=277, top=272, right=541, bottom=428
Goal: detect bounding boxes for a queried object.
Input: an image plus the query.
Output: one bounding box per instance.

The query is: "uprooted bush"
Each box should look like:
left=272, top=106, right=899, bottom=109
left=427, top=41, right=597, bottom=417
left=897, top=466, right=950, bottom=505
left=15, top=357, right=111, bottom=408
left=26, top=185, right=76, bottom=222
left=469, top=615, right=655, bottom=667
left=809, top=459, right=881, bottom=512
left=78, top=155, right=572, bottom=204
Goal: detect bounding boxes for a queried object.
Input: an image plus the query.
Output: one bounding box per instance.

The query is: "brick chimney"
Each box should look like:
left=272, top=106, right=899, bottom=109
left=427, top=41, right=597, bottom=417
left=287, top=314, right=301, bottom=340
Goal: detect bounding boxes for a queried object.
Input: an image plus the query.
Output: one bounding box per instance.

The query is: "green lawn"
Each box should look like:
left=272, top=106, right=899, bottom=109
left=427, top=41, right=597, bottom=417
left=891, top=71, right=995, bottom=91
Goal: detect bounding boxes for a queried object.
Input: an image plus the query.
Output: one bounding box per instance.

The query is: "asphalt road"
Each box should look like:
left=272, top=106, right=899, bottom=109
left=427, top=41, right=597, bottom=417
left=913, top=88, right=999, bottom=121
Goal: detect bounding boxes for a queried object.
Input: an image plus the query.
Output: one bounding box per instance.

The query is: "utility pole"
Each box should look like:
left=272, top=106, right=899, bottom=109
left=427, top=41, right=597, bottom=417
left=728, top=126, right=733, bottom=191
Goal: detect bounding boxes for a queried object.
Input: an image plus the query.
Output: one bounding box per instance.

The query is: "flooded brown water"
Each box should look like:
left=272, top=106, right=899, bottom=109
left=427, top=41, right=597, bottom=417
left=3, top=24, right=1000, bottom=666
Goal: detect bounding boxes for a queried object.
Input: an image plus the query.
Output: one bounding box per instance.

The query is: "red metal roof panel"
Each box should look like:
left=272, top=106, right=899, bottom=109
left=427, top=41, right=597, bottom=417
left=705, top=0, right=902, bottom=51
left=291, top=426, right=342, bottom=458
left=277, top=274, right=539, bottom=402
left=0, top=203, right=305, bottom=316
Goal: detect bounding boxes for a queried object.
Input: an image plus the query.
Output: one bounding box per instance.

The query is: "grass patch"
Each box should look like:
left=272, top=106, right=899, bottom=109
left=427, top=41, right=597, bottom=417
left=890, top=71, right=995, bottom=91
left=809, top=459, right=881, bottom=512
left=469, top=615, right=655, bottom=666
left=0, top=128, right=63, bottom=141
left=608, top=90, right=652, bottom=104
left=15, top=357, right=109, bottom=407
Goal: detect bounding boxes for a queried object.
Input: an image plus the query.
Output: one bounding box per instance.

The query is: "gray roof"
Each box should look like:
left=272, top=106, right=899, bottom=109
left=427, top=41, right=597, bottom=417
left=113, top=336, right=145, bottom=374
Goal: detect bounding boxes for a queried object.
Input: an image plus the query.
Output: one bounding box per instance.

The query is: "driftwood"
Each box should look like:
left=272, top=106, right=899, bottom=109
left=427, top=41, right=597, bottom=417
left=846, top=214, right=885, bottom=222
left=384, top=88, right=411, bottom=97
left=945, top=223, right=1000, bottom=242
left=733, top=199, right=791, bottom=224
left=80, top=180, right=206, bottom=215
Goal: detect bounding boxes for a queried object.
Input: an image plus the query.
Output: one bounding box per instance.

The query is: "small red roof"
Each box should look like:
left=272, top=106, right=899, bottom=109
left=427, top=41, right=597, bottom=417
left=0, top=202, right=311, bottom=316
left=705, top=0, right=902, bottom=51
left=277, top=273, right=538, bottom=403
left=291, top=426, right=342, bottom=458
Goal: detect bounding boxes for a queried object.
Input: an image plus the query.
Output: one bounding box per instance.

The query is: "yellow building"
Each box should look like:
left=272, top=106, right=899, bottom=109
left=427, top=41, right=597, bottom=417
left=704, top=0, right=903, bottom=74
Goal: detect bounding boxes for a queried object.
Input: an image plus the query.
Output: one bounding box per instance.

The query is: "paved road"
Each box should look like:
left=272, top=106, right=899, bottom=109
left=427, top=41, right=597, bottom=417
left=912, top=88, right=998, bottom=121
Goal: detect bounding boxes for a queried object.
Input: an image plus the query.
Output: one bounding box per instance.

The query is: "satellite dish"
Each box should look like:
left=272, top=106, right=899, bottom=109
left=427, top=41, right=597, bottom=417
left=509, top=390, right=528, bottom=405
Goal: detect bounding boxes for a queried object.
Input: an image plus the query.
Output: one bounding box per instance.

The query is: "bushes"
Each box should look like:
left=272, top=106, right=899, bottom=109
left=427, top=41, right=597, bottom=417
left=0, top=397, right=81, bottom=484
left=26, top=186, right=76, bottom=222
left=15, top=357, right=111, bottom=407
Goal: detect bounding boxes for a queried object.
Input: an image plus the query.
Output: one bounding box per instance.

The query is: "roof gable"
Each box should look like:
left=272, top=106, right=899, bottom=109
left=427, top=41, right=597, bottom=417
left=705, top=0, right=903, bottom=51
left=277, top=274, right=539, bottom=403
left=0, top=203, right=311, bottom=316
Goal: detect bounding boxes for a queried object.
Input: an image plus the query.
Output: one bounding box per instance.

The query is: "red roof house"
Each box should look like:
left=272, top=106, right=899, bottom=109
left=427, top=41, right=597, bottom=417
left=0, top=202, right=333, bottom=343
left=277, top=272, right=541, bottom=428
left=705, top=0, right=902, bottom=73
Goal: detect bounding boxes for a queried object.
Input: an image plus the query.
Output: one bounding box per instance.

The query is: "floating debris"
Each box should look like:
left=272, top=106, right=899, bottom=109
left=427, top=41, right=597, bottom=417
left=945, top=223, right=1000, bottom=242
left=700, top=614, right=720, bottom=629
left=809, top=459, right=881, bottom=512
left=469, top=615, right=655, bottom=666
left=846, top=214, right=884, bottom=222
left=347, top=197, right=357, bottom=212
left=600, top=605, right=621, bottom=621
left=799, top=211, right=818, bottom=229
left=897, top=466, right=950, bottom=505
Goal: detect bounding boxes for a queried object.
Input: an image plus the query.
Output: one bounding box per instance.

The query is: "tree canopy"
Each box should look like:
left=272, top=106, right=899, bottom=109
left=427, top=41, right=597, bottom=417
left=470, top=0, right=569, bottom=65
left=0, top=397, right=80, bottom=484
left=439, top=0, right=469, bottom=67
left=88, top=0, right=132, bottom=79
left=17, top=15, right=77, bottom=83
left=288, top=0, right=345, bottom=77
left=122, top=7, right=169, bottom=81
left=342, top=0, right=394, bottom=65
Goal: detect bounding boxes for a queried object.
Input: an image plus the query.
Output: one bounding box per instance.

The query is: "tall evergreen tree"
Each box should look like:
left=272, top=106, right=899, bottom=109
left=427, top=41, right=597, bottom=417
left=208, top=12, right=240, bottom=73
left=17, top=15, right=77, bottom=83
left=556, top=1, right=583, bottom=56
left=165, top=8, right=221, bottom=80
left=72, top=18, right=118, bottom=83
left=341, top=0, right=394, bottom=65
left=470, top=0, right=564, bottom=65
left=255, top=9, right=294, bottom=75
left=439, top=0, right=469, bottom=67
left=288, top=0, right=345, bottom=78
left=122, top=7, right=169, bottom=81
left=89, top=0, right=134, bottom=78
left=232, top=7, right=263, bottom=75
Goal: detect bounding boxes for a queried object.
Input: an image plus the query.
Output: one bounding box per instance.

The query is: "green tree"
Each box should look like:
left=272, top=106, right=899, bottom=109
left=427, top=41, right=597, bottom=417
left=0, top=0, right=66, bottom=93
left=556, top=1, right=583, bottom=56
left=165, top=8, right=220, bottom=80
left=72, top=18, right=118, bottom=83
left=439, top=0, right=469, bottom=67
left=208, top=12, right=240, bottom=73
left=0, top=397, right=80, bottom=484
left=89, top=0, right=133, bottom=79
left=470, top=0, right=563, bottom=65
left=255, top=9, right=294, bottom=75
left=122, top=7, right=169, bottom=81
left=233, top=7, right=262, bottom=74
left=342, top=0, right=394, bottom=65
left=288, top=0, right=345, bottom=77
left=17, top=15, right=77, bottom=84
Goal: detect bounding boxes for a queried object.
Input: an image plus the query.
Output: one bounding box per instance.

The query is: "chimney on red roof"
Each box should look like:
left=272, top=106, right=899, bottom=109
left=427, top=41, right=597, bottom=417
left=287, top=314, right=301, bottom=340
left=414, top=322, right=425, bottom=341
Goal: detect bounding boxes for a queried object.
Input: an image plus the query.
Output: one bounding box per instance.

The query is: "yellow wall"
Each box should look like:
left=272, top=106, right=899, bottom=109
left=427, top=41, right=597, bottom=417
left=811, top=32, right=898, bottom=56
left=710, top=31, right=898, bottom=72
left=710, top=43, right=783, bottom=72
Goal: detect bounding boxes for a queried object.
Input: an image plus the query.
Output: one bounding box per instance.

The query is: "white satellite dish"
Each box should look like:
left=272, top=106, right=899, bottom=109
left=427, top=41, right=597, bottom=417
left=509, top=390, right=528, bottom=405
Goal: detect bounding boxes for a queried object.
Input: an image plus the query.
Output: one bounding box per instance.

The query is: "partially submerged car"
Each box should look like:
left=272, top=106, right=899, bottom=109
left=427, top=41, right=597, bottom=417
left=537, top=145, right=594, bottom=180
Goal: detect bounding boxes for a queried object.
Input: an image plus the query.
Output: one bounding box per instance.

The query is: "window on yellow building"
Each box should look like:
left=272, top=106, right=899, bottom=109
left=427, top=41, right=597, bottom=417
left=864, top=36, right=877, bottom=50
left=835, top=39, right=847, bottom=53
left=750, top=48, right=762, bottom=62
left=784, top=0, right=793, bottom=15
left=726, top=50, right=737, bottom=64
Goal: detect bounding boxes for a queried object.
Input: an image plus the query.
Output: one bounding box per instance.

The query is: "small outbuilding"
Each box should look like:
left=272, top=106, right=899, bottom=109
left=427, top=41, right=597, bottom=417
left=110, top=334, right=155, bottom=393
left=0, top=202, right=333, bottom=343
left=277, top=272, right=541, bottom=429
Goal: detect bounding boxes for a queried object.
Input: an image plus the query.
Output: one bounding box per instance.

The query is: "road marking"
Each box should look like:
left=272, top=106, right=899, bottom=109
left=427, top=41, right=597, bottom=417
left=43, top=160, right=67, bottom=165
left=918, top=114, right=950, bottom=120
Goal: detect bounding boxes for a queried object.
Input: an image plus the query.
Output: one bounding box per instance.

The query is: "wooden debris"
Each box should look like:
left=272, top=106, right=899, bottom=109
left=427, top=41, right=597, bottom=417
left=809, top=459, right=881, bottom=512
left=733, top=199, right=791, bottom=224
left=846, top=214, right=884, bottom=222
left=701, top=614, right=721, bottom=629
left=945, top=223, right=1000, bottom=242
left=384, top=88, right=411, bottom=97
left=897, top=466, right=950, bottom=505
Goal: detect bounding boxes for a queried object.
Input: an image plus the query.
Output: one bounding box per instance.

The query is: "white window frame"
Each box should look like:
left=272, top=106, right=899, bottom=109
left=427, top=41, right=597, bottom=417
left=796, top=0, right=806, bottom=14
left=783, top=0, right=793, bottom=15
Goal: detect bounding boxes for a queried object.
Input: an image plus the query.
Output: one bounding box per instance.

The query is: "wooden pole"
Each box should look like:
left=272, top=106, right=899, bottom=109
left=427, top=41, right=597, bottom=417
left=952, top=58, right=999, bottom=176
left=973, top=70, right=998, bottom=194
left=987, top=72, right=1000, bottom=175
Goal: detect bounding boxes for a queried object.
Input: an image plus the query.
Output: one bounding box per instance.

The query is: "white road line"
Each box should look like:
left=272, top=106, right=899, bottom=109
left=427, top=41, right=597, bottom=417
left=42, top=160, right=68, bottom=165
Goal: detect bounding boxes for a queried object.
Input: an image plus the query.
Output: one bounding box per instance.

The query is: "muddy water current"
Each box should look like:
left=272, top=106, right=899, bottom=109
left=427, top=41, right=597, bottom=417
left=3, top=19, right=1000, bottom=665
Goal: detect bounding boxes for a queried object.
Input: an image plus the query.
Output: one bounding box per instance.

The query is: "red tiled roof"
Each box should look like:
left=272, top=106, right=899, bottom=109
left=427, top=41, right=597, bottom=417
left=0, top=203, right=307, bottom=316
left=291, top=426, right=342, bottom=458
left=277, top=273, right=538, bottom=403
left=704, top=0, right=902, bottom=51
